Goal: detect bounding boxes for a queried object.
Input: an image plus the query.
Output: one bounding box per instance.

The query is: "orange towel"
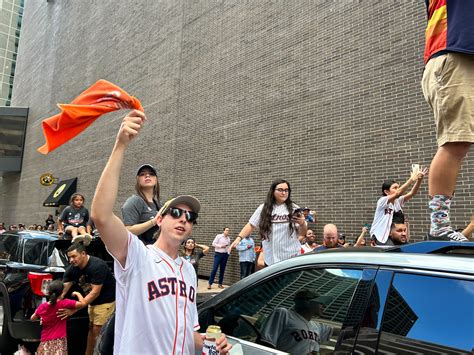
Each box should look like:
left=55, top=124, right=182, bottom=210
left=38, top=79, right=143, bottom=154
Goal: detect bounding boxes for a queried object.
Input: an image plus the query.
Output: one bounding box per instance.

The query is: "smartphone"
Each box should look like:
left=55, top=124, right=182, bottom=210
left=293, top=208, right=304, bottom=215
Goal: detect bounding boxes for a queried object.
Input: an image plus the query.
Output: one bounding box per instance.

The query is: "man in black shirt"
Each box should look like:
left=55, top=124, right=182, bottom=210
left=59, top=242, right=115, bottom=355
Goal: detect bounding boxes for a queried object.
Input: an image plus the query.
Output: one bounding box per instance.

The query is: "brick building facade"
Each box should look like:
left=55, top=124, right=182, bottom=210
left=1, top=1, right=472, bottom=283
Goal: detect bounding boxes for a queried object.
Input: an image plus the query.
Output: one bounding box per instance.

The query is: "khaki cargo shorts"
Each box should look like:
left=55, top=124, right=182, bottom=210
left=88, top=301, right=115, bottom=326
left=421, top=52, right=474, bottom=146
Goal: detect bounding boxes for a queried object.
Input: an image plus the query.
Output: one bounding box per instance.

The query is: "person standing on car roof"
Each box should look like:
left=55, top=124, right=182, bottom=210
left=230, top=179, right=307, bottom=266
left=58, top=242, right=115, bottom=355
left=370, top=167, right=427, bottom=246
left=422, top=0, right=473, bottom=242
left=121, top=163, right=161, bottom=245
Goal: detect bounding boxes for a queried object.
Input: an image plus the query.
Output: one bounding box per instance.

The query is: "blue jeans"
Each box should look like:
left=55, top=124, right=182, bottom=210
left=208, top=252, right=229, bottom=285
left=239, top=261, right=254, bottom=279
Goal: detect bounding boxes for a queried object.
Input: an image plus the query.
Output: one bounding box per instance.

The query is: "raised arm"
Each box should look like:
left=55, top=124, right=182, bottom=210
left=196, top=243, right=210, bottom=254
left=71, top=291, right=88, bottom=309
left=403, top=167, right=428, bottom=202
left=386, top=177, right=414, bottom=204
left=91, top=110, right=146, bottom=266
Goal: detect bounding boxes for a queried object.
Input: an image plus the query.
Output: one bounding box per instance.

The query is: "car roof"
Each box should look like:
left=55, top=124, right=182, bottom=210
left=270, top=245, right=474, bottom=277
left=1, top=230, right=58, bottom=242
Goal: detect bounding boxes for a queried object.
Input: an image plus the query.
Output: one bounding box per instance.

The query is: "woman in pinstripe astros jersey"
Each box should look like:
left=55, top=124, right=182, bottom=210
left=230, top=179, right=307, bottom=266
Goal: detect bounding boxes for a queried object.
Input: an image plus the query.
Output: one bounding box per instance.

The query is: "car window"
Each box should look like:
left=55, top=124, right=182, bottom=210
left=200, top=267, right=364, bottom=354
left=379, top=273, right=474, bottom=354
left=342, top=269, right=392, bottom=355
left=0, top=233, right=20, bottom=261
left=23, top=239, right=49, bottom=265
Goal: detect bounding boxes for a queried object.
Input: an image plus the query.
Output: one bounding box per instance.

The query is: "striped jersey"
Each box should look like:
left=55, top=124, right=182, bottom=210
left=111, top=233, right=199, bottom=354
left=249, top=203, right=302, bottom=265
left=424, top=0, right=474, bottom=64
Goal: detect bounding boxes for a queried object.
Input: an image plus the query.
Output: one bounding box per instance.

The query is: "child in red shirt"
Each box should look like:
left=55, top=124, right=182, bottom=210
left=31, top=280, right=86, bottom=355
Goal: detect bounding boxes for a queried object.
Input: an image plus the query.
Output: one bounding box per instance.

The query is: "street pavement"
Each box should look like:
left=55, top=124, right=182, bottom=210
left=197, top=277, right=228, bottom=294
left=196, top=277, right=228, bottom=305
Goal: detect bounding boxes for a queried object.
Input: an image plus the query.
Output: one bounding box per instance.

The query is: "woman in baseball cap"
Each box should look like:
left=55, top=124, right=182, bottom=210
left=121, top=163, right=162, bottom=245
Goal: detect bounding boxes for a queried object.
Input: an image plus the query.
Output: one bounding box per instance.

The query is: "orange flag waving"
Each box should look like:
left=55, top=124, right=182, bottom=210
left=37, top=79, right=143, bottom=154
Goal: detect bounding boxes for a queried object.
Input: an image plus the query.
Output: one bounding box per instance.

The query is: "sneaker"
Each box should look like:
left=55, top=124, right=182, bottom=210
left=426, top=229, right=468, bottom=242
left=72, top=234, right=93, bottom=246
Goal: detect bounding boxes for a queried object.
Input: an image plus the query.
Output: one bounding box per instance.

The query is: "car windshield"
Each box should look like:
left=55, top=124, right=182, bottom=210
left=0, top=234, right=20, bottom=261
left=23, top=239, right=51, bottom=265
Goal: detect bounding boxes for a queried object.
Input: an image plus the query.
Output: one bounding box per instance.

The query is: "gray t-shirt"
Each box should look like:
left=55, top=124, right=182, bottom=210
left=121, top=195, right=161, bottom=245
left=260, top=307, right=333, bottom=354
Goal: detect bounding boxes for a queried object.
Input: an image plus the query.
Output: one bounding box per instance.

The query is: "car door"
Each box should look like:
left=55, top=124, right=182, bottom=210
left=345, top=269, right=474, bottom=354
left=199, top=264, right=374, bottom=354
left=377, top=271, right=474, bottom=354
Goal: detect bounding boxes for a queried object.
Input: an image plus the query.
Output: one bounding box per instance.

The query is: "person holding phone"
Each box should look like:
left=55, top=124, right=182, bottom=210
left=370, top=167, right=427, bottom=246
left=230, top=179, right=307, bottom=266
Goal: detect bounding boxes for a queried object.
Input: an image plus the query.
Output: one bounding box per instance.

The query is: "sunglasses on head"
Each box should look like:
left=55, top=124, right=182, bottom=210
left=165, top=207, right=198, bottom=224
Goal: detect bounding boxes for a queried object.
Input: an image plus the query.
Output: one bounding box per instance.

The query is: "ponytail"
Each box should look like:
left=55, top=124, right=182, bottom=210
left=46, top=280, right=64, bottom=305
left=49, top=292, right=59, bottom=305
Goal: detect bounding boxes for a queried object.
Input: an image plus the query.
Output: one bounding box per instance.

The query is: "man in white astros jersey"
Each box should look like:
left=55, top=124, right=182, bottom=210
left=91, top=110, right=232, bottom=354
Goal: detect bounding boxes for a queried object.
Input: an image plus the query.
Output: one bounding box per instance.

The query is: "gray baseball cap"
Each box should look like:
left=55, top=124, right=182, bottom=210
left=136, top=164, right=157, bottom=176
left=158, top=195, right=201, bottom=216
left=294, top=289, right=332, bottom=306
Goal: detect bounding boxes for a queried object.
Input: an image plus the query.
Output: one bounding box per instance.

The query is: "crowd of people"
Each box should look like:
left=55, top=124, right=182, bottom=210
left=0, top=214, right=56, bottom=234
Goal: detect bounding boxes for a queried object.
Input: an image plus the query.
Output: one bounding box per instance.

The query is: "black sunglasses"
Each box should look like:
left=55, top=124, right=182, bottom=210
left=138, top=171, right=156, bottom=177
left=165, top=207, right=198, bottom=224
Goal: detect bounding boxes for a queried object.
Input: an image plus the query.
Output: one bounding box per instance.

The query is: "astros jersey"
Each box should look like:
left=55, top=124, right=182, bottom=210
left=424, top=0, right=474, bottom=64
left=260, top=307, right=333, bottom=354
left=370, top=196, right=405, bottom=244
left=111, top=233, right=199, bottom=354
left=249, top=203, right=302, bottom=265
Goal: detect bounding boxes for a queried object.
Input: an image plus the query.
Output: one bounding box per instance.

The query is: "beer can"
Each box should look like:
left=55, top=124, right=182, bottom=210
left=202, top=325, right=222, bottom=355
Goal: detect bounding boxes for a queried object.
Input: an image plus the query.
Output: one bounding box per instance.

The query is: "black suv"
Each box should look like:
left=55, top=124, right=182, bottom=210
left=0, top=230, right=112, bottom=354
left=198, top=242, right=474, bottom=354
